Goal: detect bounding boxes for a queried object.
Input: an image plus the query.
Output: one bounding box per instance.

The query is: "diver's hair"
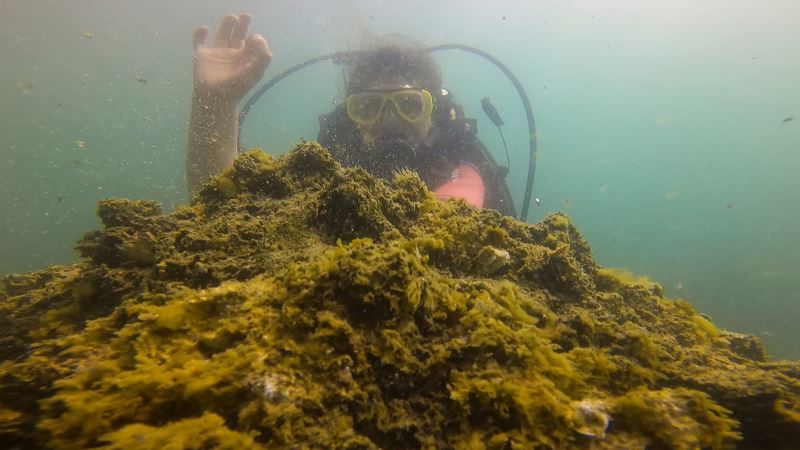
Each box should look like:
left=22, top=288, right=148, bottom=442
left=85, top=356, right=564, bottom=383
left=344, top=36, right=441, bottom=96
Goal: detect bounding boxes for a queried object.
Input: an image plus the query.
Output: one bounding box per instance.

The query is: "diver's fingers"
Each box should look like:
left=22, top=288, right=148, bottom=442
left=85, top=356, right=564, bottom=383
left=243, top=34, right=272, bottom=78
left=230, top=13, right=252, bottom=49
left=244, top=34, right=271, bottom=59
left=193, top=26, right=209, bottom=52
left=213, top=14, right=238, bottom=48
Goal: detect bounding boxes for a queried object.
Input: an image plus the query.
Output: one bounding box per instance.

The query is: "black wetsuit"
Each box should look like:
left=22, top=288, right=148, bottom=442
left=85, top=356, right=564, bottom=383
left=317, top=93, right=516, bottom=217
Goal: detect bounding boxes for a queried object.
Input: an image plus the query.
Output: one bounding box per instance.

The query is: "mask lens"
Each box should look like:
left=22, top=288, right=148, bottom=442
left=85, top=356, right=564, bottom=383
left=393, top=89, right=432, bottom=122
left=395, top=92, right=424, bottom=117
left=347, top=93, right=385, bottom=124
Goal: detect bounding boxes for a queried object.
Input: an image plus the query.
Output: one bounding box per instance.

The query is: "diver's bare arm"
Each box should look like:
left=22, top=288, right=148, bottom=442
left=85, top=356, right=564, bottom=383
left=186, top=93, right=238, bottom=193
left=185, top=13, right=271, bottom=194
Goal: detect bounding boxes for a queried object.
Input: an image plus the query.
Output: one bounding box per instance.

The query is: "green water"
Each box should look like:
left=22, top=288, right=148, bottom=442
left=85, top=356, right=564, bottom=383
left=1, top=0, right=798, bottom=359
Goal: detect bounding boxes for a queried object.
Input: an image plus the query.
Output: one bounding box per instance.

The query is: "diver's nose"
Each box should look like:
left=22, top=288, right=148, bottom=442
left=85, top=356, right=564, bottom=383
left=378, top=102, right=400, bottom=125
left=382, top=103, right=396, bottom=117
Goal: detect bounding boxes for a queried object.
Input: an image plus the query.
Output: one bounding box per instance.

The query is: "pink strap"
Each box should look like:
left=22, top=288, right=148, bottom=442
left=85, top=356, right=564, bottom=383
left=433, top=164, right=485, bottom=208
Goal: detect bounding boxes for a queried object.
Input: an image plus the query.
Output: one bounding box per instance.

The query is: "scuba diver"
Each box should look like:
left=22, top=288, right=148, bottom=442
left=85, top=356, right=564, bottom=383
left=187, top=13, right=516, bottom=216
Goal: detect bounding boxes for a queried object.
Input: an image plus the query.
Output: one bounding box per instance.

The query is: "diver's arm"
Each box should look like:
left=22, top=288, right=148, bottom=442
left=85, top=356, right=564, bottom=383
left=187, top=94, right=238, bottom=194
left=185, top=13, right=271, bottom=194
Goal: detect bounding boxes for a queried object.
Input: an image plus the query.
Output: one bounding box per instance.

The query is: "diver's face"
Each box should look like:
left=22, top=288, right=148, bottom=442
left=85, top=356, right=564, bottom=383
left=355, top=74, right=433, bottom=149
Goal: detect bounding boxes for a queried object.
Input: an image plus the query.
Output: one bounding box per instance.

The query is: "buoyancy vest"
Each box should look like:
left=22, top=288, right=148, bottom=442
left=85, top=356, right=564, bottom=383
left=317, top=92, right=516, bottom=217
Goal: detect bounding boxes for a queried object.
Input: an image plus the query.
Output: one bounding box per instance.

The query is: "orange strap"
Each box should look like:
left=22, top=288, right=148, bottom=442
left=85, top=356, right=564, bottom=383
left=433, top=164, right=485, bottom=208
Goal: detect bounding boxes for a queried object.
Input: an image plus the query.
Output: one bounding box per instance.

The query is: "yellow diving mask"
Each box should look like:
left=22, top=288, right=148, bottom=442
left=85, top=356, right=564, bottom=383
left=346, top=89, right=433, bottom=125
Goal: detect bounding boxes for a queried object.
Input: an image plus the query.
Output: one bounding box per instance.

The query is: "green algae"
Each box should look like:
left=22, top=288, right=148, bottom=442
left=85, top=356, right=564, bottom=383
left=1, top=142, right=799, bottom=449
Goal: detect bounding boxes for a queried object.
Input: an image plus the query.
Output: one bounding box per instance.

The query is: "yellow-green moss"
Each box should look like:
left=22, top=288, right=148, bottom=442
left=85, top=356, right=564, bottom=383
left=596, top=267, right=660, bottom=291
left=774, top=397, right=800, bottom=423
left=0, top=142, right=797, bottom=449
left=547, top=212, right=571, bottom=230
left=612, top=388, right=741, bottom=449
left=97, top=412, right=260, bottom=450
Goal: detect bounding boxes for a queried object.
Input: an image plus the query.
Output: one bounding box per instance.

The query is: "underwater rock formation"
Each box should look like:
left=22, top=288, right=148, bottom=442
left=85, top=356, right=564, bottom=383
left=1, top=142, right=798, bottom=449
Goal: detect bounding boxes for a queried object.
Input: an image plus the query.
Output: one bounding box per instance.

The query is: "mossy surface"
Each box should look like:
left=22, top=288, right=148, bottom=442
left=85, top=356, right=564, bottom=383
left=1, top=142, right=798, bottom=449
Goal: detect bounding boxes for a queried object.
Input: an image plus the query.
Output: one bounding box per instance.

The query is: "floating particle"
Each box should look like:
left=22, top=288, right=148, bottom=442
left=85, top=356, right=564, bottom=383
left=82, top=32, right=95, bottom=39
left=664, top=191, right=679, bottom=200
left=17, top=80, right=35, bottom=94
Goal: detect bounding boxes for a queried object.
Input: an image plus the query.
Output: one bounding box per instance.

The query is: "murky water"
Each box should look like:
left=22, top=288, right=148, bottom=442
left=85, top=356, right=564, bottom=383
left=1, top=0, right=798, bottom=358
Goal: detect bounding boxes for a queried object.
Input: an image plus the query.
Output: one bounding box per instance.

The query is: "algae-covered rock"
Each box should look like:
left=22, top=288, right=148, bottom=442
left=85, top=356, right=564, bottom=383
left=1, top=142, right=798, bottom=449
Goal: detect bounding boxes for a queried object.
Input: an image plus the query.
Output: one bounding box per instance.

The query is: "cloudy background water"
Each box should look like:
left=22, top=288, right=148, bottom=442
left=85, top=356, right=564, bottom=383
left=1, top=0, right=798, bottom=358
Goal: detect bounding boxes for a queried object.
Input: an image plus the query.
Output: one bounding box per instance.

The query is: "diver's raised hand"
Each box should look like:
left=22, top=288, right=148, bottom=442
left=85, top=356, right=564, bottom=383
left=192, top=13, right=272, bottom=105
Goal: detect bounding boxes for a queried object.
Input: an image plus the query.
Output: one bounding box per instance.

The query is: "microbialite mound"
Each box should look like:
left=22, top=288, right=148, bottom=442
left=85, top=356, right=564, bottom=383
left=1, top=142, right=798, bottom=449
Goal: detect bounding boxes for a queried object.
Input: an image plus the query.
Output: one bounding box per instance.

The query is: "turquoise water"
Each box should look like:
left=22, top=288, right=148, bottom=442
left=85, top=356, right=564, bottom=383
left=1, top=0, right=798, bottom=359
